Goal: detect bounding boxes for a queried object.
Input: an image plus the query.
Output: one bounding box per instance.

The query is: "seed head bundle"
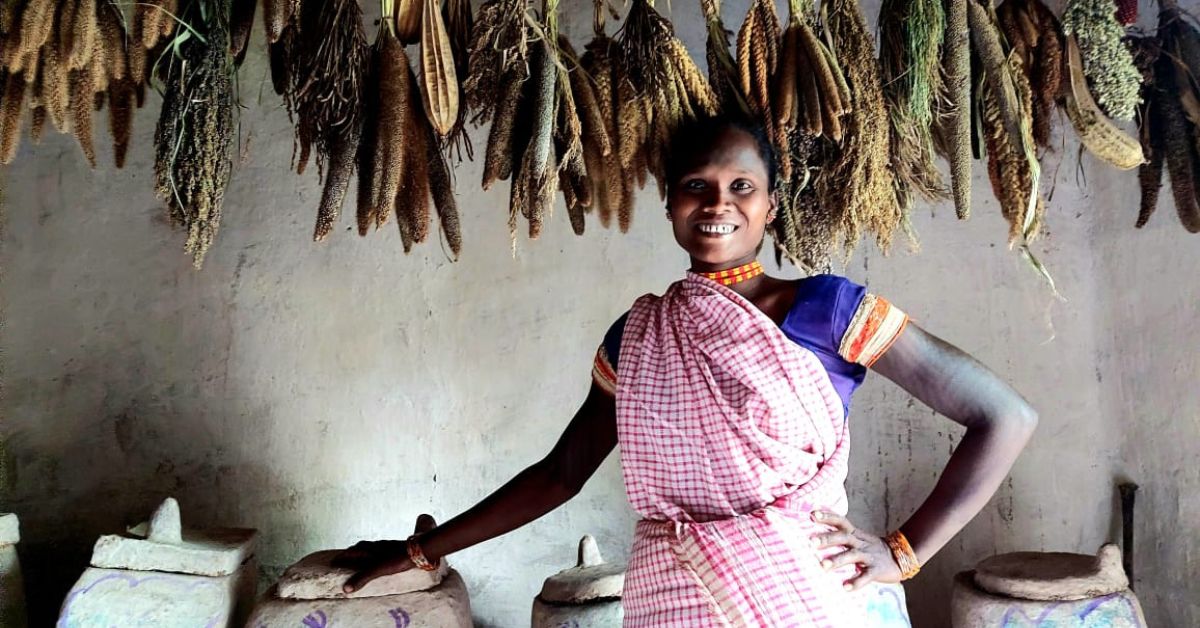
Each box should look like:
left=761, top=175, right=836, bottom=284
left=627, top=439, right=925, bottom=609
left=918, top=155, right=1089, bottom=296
left=619, top=0, right=719, bottom=199
left=153, top=0, right=236, bottom=268
left=580, top=18, right=631, bottom=231
left=701, top=0, right=748, bottom=115
left=279, top=0, right=369, bottom=238
left=1062, top=0, right=1142, bottom=121
left=996, top=0, right=1063, bottom=150
left=819, top=0, right=900, bottom=254
left=465, top=0, right=529, bottom=126
left=970, top=0, right=1044, bottom=246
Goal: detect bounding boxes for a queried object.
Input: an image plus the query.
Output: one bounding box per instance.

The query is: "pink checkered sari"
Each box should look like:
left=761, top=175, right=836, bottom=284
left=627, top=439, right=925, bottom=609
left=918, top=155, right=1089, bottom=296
left=615, top=272, right=870, bottom=627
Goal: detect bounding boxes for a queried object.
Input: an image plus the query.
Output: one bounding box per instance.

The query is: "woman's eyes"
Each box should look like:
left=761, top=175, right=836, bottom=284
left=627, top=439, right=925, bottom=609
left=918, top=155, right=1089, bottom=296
left=683, top=179, right=755, bottom=192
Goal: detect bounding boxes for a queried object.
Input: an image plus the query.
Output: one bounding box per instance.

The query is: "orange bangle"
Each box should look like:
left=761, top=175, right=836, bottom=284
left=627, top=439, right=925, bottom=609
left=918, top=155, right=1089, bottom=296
left=884, top=530, right=920, bottom=580
left=406, top=534, right=440, bottom=572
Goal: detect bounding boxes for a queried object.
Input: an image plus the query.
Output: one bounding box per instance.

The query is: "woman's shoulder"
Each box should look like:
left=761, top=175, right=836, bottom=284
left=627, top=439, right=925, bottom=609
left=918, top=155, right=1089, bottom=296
left=784, top=274, right=909, bottom=368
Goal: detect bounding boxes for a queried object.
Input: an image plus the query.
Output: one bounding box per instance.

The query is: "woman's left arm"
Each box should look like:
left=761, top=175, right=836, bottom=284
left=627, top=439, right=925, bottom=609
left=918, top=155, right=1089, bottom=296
left=816, top=322, right=1038, bottom=587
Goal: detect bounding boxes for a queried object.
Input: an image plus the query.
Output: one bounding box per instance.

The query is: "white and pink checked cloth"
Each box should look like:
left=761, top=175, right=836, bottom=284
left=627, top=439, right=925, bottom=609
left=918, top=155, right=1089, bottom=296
left=615, top=273, right=871, bottom=627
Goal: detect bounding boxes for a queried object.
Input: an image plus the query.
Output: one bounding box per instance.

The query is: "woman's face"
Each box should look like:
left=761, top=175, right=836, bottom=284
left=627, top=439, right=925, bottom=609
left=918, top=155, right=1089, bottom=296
left=667, top=128, right=776, bottom=271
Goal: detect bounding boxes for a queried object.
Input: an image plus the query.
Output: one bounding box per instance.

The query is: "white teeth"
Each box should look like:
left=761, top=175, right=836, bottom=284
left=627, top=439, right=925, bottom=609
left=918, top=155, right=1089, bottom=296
left=698, top=224, right=736, bottom=235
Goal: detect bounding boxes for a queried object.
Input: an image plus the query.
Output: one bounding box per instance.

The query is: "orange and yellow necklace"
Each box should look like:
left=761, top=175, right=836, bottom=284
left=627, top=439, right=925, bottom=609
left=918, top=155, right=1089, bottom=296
left=696, top=260, right=764, bottom=286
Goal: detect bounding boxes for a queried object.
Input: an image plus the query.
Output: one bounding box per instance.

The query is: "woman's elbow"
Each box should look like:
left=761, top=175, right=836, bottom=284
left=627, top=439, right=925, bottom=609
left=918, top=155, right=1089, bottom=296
left=997, top=401, right=1039, bottom=442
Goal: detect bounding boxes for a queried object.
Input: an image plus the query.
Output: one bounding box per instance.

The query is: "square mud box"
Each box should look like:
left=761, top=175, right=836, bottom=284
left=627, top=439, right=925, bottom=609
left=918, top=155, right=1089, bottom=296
left=56, top=498, right=258, bottom=628
left=246, top=559, right=471, bottom=628
left=247, top=516, right=471, bottom=627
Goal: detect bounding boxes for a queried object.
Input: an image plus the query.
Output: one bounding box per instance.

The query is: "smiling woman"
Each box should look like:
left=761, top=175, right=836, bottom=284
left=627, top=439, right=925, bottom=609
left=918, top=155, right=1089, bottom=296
left=335, top=114, right=1039, bottom=628
left=665, top=117, right=778, bottom=270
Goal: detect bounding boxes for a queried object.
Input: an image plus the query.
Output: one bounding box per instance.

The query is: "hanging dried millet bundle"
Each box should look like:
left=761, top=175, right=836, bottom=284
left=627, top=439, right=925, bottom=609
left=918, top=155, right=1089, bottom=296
left=932, top=0, right=972, bottom=219
left=1061, top=0, right=1142, bottom=121
left=280, top=0, right=369, bottom=240
left=878, top=0, right=947, bottom=214
left=620, top=0, right=718, bottom=198
left=737, top=0, right=783, bottom=158
left=153, top=0, right=236, bottom=268
left=819, top=0, right=900, bottom=254
left=465, top=0, right=529, bottom=127
left=995, top=0, right=1065, bottom=150
left=970, top=0, right=1044, bottom=245
left=701, top=0, right=748, bottom=116
left=1152, top=7, right=1200, bottom=232
left=1132, top=35, right=1164, bottom=228
left=580, top=1, right=630, bottom=231
left=510, top=3, right=559, bottom=241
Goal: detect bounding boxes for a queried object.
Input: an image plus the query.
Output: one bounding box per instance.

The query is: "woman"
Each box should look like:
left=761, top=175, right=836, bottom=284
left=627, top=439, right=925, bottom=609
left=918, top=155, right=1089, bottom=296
left=334, top=116, right=1038, bottom=626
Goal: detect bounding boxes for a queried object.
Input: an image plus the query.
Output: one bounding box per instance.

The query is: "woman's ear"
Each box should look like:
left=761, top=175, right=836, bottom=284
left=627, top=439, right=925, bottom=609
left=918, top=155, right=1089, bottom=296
left=767, top=192, right=779, bottom=223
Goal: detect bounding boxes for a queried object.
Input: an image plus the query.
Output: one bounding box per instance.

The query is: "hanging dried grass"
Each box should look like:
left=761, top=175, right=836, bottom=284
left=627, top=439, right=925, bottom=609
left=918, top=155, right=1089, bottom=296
left=879, top=0, right=947, bottom=217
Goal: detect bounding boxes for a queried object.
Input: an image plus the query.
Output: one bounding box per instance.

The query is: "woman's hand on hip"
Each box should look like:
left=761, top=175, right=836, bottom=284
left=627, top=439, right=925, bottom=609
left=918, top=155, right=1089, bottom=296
left=331, top=539, right=415, bottom=593
left=811, top=510, right=903, bottom=589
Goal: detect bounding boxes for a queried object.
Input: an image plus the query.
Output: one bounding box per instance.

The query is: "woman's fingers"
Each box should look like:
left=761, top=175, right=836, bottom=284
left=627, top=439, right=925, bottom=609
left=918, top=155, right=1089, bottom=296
left=821, top=549, right=867, bottom=571
left=811, top=510, right=855, bottom=533
left=812, top=530, right=860, bottom=550
left=843, top=564, right=877, bottom=591
left=343, top=559, right=407, bottom=594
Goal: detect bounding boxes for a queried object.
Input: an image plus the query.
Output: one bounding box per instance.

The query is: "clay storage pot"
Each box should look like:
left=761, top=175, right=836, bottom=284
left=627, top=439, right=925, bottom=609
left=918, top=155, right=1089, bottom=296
left=531, top=535, right=625, bottom=628
left=247, top=517, right=471, bottom=627
left=56, top=498, right=259, bottom=627
left=0, top=513, right=27, bottom=628
left=951, top=544, right=1147, bottom=627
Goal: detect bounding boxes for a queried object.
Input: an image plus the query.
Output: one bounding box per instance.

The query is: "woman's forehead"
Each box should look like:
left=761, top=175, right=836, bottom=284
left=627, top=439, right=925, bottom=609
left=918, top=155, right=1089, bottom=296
left=680, top=130, right=769, bottom=176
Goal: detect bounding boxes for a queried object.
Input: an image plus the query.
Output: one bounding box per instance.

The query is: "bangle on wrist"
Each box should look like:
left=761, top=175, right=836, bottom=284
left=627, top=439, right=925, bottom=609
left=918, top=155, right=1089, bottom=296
left=883, top=530, right=921, bottom=581
left=406, top=533, right=440, bottom=572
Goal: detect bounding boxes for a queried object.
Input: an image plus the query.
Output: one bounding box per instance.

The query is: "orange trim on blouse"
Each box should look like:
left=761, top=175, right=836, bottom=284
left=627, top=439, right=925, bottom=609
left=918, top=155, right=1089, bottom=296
left=838, top=294, right=909, bottom=367
left=592, top=345, right=618, bottom=396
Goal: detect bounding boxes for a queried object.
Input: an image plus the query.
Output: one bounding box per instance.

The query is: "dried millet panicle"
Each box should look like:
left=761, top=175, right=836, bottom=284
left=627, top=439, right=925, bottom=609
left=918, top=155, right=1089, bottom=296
left=1062, top=0, right=1142, bottom=120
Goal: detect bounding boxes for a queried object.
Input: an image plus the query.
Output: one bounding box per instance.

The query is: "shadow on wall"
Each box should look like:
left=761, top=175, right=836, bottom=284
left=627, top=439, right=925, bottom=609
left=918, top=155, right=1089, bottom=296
left=3, top=348, right=300, bottom=625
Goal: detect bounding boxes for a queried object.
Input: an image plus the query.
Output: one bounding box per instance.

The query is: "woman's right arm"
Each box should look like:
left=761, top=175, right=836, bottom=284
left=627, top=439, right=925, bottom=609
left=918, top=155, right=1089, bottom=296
left=338, top=383, right=618, bottom=592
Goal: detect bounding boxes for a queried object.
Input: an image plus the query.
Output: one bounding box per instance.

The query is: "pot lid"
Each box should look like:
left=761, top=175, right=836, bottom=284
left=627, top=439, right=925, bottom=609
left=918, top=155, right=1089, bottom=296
left=973, top=544, right=1129, bottom=601
left=89, top=497, right=257, bottom=577
left=539, top=535, right=625, bottom=604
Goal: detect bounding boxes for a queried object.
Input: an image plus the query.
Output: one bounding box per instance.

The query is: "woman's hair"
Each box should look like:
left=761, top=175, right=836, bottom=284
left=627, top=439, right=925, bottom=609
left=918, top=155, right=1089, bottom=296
left=664, top=114, right=777, bottom=193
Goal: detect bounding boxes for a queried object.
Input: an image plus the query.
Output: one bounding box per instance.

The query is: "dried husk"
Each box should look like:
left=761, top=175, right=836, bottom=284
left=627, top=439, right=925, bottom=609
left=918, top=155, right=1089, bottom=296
left=395, top=0, right=422, bottom=45
left=420, top=0, right=458, bottom=136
